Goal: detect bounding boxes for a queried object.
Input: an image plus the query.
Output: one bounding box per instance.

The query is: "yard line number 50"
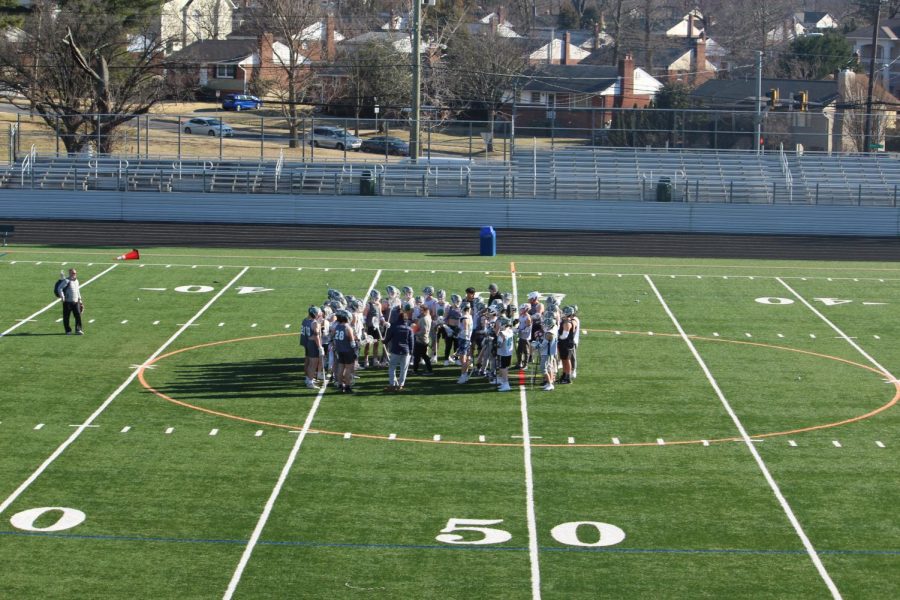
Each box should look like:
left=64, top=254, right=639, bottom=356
left=436, top=518, right=625, bottom=547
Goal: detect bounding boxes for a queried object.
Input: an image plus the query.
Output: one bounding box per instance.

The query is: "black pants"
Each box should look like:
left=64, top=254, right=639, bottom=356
left=413, top=341, right=432, bottom=373
left=62, top=301, right=82, bottom=333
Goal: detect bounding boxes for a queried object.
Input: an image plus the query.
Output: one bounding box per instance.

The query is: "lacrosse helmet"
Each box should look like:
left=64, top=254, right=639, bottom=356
left=563, top=305, right=576, bottom=317
left=436, top=289, right=447, bottom=300
left=308, top=305, right=321, bottom=317
left=488, top=283, right=499, bottom=293
left=386, top=285, right=399, bottom=298
left=369, top=289, right=381, bottom=301
left=450, top=293, right=462, bottom=305
left=528, top=291, right=540, bottom=301
left=423, top=285, right=435, bottom=296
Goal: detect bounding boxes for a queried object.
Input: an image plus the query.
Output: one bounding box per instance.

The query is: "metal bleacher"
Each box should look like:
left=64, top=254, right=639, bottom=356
left=4, top=147, right=900, bottom=206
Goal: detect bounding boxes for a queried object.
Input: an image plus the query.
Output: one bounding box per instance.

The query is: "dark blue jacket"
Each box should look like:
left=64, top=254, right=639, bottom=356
left=384, top=320, right=414, bottom=355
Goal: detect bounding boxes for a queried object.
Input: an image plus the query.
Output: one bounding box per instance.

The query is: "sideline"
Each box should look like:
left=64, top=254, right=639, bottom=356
left=0, top=267, right=249, bottom=516
left=645, top=274, right=842, bottom=599
left=0, top=264, right=118, bottom=338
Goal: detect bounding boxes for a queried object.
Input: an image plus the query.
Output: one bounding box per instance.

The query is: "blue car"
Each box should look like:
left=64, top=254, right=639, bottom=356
left=221, top=94, right=261, bottom=111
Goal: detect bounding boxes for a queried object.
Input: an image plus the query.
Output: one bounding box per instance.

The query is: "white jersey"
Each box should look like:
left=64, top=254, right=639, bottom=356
left=571, top=316, right=581, bottom=345
left=497, top=328, right=514, bottom=356
left=517, top=314, right=532, bottom=340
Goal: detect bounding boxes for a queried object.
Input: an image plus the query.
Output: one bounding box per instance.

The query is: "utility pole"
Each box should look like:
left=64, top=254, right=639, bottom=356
left=409, top=0, right=424, bottom=161
left=755, top=50, right=763, bottom=154
left=864, top=0, right=883, bottom=153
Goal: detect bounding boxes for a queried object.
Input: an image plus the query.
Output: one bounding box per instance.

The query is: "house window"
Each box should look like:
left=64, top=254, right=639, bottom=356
left=571, top=94, right=591, bottom=108
left=216, top=64, right=237, bottom=79
left=528, top=91, right=542, bottom=104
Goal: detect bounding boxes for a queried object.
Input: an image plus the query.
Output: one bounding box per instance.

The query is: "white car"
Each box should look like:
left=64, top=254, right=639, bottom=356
left=183, top=117, right=234, bottom=137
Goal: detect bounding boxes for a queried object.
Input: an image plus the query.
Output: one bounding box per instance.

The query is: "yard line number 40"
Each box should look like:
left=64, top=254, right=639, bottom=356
left=437, top=518, right=625, bottom=547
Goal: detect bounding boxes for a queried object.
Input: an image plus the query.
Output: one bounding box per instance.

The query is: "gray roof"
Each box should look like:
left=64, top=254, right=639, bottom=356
left=520, top=64, right=619, bottom=94
left=692, top=78, right=839, bottom=108
left=167, top=39, right=257, bottom=64
left=845, top=18, right=900, bottom=40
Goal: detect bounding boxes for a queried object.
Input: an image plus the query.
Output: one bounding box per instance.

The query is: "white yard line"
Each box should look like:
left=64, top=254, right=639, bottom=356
left=222, top=269, right=381, bottom=600
left=645, top=275, right=842, bottom=600
left=776, top=278, right=897, bottom=381
left=0, top=267, right=249, bottom=516
left=0, top=264, right=118, bottom=338
left=511, top=264, right=542, bottom=600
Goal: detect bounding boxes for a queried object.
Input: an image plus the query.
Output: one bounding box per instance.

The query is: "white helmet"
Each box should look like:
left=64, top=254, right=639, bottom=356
left=386, top=285, right=399, bottom=298
left=369, top=289, right=381, bottom=301
left=450, top=294, right=462, bottom=305
left=423, top=286, right=435, bottom=295
left=519, top=303, right=529, bottom=311
left=528, top=291, right=540, bottom=301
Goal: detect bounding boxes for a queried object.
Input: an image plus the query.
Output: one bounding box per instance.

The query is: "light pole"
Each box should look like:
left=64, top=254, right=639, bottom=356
left=410, top=0, right=435, bottom=161
left=864, top=0, right=884, bottom=153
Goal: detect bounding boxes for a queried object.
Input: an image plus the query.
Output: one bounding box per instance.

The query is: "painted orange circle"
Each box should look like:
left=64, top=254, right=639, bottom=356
left=137, top=331, right=899, bottom=448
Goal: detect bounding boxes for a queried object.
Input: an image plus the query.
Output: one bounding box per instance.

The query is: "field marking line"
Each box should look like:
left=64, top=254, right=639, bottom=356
left=645, top=275, right=842, bottom=600
left=222, top=269, right=381, bottom=600
left=511, top=261, right=542, bottom=600
left=776, top=278, right=896, bottom=381
left=0, top=267, right=249, bottom=517
left=0, top=264, right=118, bottom=338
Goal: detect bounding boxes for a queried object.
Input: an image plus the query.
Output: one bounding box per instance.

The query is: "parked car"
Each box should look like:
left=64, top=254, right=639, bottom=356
left=360, top=136, right=409, bottom=156
left=221, top=94, right=261, bottom=111
left=308, top=126, right=362, bottom=150
left=183, top=117, right=234, bottom=137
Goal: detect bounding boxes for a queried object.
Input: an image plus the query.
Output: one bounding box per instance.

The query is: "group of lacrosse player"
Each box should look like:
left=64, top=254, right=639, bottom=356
left=300, top=283, right=580, bottom=393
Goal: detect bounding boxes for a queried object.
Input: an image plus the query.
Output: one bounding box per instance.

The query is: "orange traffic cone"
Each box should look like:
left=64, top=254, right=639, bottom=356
left=116, top=249, right=140, bottom=261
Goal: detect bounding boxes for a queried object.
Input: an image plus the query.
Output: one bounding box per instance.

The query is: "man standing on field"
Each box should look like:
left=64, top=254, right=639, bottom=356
left=57, top=269, right=84, bottom=335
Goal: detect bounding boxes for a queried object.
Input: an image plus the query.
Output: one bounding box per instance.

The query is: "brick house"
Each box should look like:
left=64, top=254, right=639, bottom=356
left=505, top=54, right=663, bottom=130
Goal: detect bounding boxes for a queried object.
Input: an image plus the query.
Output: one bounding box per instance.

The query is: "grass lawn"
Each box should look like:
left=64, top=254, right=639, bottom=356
left=0, top=245, right=898, bottom=598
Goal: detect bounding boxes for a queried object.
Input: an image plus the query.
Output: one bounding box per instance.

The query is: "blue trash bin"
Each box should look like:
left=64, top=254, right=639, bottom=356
left=480, top=226, right=496, bottom=257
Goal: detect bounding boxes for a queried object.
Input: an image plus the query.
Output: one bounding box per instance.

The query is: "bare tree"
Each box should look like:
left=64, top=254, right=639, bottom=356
left=442, top=31, right=530, bottom=132
left=0, top=0, right=168, bottom=155
left=243, top=0, right=322, bottom=147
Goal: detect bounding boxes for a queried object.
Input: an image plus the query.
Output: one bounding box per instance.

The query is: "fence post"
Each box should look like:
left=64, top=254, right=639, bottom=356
left=894, top=184, right=897, bottom=207
left=815, top=182, right=819, bottom=204
left=858, top=184, right=862, bottom=206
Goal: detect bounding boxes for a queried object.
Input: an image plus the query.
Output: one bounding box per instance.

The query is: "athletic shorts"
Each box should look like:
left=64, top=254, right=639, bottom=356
left=498, top=355, right=512, bottom=369
left=366, top=326, right=381, bottom=339
left=558, top=344, right=573, bottom=359
left=457, top=339, right=471, bottom=355
left=337, top=351, right=357, bottom=365
left=306, top=344, right=321, bottom=358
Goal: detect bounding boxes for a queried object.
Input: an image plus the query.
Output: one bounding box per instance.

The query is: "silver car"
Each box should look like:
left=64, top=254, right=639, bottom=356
left=183, top=117, right=234, bottom=137
left=309, top=126, right=362, bottom=150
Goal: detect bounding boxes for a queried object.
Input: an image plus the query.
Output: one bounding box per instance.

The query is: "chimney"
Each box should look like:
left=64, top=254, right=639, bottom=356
left=490, top=14, right=498, bottom=35
left=325, top=15, right=336, bottom=60
left=693, top=36, right=707, bottom=85
left=498, top=5, right=506, bottom=26
left=257, top=33, right=274, bottom=83
left=687, top=13, right=693, bottom=39
left=616, top=53, right=635, bottom=108
left=562, top=31, right=571, bottom=65
left=592, top=22, right=600, bottom=51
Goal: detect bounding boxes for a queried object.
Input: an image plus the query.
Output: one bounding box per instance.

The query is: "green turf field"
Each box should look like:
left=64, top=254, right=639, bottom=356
left=0, top=245, right=898, bottom=599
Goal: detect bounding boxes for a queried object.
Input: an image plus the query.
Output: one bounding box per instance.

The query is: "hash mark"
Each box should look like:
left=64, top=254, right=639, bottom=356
left=209, top=429, right=219, bottom=436
left=701, top=440, right=709, bottom=446
left=657, top=438, right=665, bottom=445
left=255, top=430, right=263, bottom=437
left=745, top=333, right=752, bottom=338
left=121, top=426, right=131, bottom=433
left=343, top=432, right=352, bottom=439
left=388, top=433, right=397, bottom=440
left=34, top=423, right=44, bottom=430
left=832, top=440, right=842, bottom=448
left=788, top=440, right=797, bottom=447
left=153, top=320, right=160, bottom=325
left=612, top=437, right=620, bottom=445
left=777, top=333, right=784, bottom=338
left=478, top=435, right=486, bottom=442
left=165, top=427, right=174, bottom=434
left=876, top=441, right=885, bottom=448
left=433, top=434, right=441, bottom=441
left=567, top=437, right=575, bottom=444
